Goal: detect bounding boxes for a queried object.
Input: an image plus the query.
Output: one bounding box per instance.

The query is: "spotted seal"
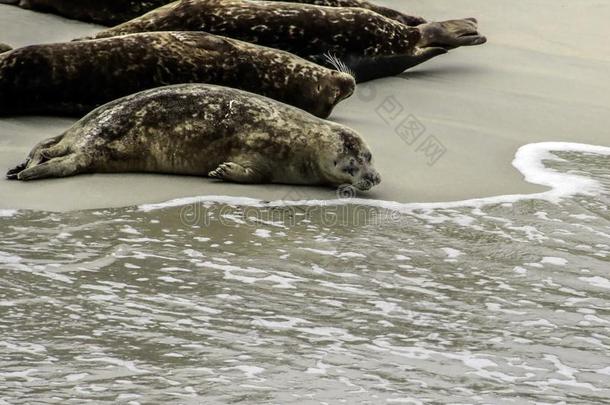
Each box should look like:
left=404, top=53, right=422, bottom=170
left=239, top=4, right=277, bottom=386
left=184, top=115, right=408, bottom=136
left=0, top=0, right=425, bottom=26
left=91, top=0, right=486, bottom=82
left=0, top=31, right=354, bottom=117
left=7, top=84, right=382, bottom=191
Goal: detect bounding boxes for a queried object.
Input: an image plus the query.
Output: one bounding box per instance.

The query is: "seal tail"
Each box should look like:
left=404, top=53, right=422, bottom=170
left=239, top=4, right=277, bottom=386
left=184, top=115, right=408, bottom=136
left=326, top=48, right=448, bottom=83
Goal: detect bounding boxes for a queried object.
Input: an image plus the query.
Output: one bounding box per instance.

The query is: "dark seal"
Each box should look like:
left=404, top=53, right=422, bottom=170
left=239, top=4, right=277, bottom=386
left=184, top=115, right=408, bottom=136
left=7, top=84, right=382, bottom=191
left=92, top=0, right=486, bottom=82
left=0, top=0, right=426, bottom=26
left=0, top=0, right=170, bottom=25
left=0, top=31, right=354, bottom=117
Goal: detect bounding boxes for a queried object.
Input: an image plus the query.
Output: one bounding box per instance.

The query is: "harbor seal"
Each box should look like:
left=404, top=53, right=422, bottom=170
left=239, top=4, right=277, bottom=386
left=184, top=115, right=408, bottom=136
left=0, top=0, right=170, bottom=25
left=7, top=84, right=382, bottom=191
left=92, top=0, right=486, bottom=82
left=0, top=31, right=354, bottom=117
left=0, top=0, right=425, bottom=26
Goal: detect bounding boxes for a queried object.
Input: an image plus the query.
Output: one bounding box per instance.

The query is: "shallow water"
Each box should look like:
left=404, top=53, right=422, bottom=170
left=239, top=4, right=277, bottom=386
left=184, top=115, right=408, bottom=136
left=1, top=150, right=609, bottom=403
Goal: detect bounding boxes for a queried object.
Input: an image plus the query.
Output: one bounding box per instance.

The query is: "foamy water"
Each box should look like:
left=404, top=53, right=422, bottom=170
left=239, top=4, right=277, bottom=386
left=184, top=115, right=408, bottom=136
left=0, top=144, right=609, bottom=403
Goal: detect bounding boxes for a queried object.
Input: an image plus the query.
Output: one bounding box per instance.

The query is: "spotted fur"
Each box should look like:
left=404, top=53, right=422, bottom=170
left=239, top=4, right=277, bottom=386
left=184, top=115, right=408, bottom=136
left=2, top=0, right=425, bottom=26
left=7, top=84, right=381, bottom=190
left=0, top=31, right=355, bottom=117
left=93, top=0, right=422, bottom=61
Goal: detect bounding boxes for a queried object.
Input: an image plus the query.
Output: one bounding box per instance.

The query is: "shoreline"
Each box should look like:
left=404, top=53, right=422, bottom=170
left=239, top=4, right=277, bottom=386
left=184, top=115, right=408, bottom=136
left=1, top=1, right=609, bottom=212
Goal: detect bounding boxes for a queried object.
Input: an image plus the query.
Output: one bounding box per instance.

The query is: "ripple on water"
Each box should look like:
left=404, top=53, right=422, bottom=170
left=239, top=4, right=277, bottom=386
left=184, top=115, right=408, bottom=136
left=0, top=147, right=609, bottom=403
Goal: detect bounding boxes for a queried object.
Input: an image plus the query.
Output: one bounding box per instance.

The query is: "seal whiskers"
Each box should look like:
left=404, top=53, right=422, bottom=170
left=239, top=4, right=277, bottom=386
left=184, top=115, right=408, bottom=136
left=323, top=53, right=355, bottom=78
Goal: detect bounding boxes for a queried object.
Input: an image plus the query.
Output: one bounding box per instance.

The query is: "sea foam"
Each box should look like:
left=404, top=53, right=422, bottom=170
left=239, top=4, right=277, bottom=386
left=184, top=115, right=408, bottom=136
left=138, top=142, right=610, bottom=213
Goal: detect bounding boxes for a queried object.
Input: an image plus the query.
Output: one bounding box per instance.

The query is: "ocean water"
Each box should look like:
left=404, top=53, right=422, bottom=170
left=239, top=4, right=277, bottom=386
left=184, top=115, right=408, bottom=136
left=1, top=143, right=609, bottom=404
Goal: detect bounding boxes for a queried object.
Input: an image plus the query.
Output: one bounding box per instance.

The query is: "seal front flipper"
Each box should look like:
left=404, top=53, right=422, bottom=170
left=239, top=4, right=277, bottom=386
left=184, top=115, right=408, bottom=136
left=208, top=162, right=269, bottom=184
left=320, top=49, right=447, bottom=83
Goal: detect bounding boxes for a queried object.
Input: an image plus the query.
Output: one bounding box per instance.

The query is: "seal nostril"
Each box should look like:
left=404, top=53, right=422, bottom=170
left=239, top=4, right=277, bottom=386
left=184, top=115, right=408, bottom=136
left=363, top=171, right=381, bottom=185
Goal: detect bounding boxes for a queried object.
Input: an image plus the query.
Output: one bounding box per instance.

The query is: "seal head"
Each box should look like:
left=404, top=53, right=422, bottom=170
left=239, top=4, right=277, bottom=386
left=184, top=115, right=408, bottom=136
left=319, top=126, right=381, bottom=191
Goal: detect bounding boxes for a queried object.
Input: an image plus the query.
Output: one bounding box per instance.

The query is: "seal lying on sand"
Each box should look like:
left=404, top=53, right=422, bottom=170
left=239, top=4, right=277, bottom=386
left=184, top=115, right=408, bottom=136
left=0, top=0, right=170, bottom=25
left=0, top=31, right=354, bottom=117
left=92, top=0, right=486, bottom=82
left=7, top=84, right=382, bottom=191
left=0, top=0, right=425, bottom=26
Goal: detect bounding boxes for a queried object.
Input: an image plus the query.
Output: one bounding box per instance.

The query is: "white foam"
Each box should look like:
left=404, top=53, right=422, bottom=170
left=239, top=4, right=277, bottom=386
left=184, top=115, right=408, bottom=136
left=541, top=257, right=568, bottom=266
left=254, top=229, right=272, bottom=238
left=65, top=373, right=89, bottom=382
left=137, top=142, right=610, bottom=214
left=230, top=365, right=265, bottom=379
left=441, top=247, right=463, bottom=259
left=0, top=209, right=17, bottom=217
left=579, top=276, right=610, bottom=290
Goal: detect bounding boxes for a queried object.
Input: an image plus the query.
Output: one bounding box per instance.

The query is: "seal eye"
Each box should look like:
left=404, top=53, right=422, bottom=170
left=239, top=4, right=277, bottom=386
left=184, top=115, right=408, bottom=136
left=333, top=160, right=338, bottom=166
left=363, top=152, right=372, bottom=163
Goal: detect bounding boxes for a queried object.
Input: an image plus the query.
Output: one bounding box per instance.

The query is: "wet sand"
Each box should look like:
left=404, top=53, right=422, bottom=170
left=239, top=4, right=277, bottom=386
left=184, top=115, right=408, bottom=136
left=1, top=0, right=609, bottom=211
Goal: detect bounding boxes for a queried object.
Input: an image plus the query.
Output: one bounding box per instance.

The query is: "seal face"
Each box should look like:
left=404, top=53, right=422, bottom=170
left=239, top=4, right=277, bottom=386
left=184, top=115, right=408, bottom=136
left=7, top=84, right=381, bottom=191
left=0, top=0, right=425, bottom=26
left=0, top=31, right=355, bottom=118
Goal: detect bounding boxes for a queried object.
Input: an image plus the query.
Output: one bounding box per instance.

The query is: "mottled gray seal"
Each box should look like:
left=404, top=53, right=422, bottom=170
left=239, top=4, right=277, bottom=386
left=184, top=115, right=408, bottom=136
left=92, top=0, right=486, bottom=82
left=0, top=0, right=425, bottom=26
left=0, top=31, right=354, bottom=117
left=7, top=84, right=381, bottom=191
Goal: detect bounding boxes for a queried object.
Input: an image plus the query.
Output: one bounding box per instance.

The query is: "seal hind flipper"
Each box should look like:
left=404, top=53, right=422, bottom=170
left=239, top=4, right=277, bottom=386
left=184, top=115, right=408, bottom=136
left=0, top=43, right=12, bottom=54
left=418, top=19, right=487, bottom=50
left=8, top=134, right=80, bottom=180
left=15, top=154, right=84, bottom=181
left=319, top=48, right=447, bottom=83
left=6, top=160, right=29, bottom=180
left=25, top=134, right=67, bottom=166
left=208, top=162, right=267, bottom=183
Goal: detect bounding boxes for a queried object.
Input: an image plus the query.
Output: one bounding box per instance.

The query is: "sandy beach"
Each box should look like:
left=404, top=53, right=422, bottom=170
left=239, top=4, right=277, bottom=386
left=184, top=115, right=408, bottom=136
left=0, top=0, right=609, bottom=211
left=2, top=3, right=610, bottom=402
